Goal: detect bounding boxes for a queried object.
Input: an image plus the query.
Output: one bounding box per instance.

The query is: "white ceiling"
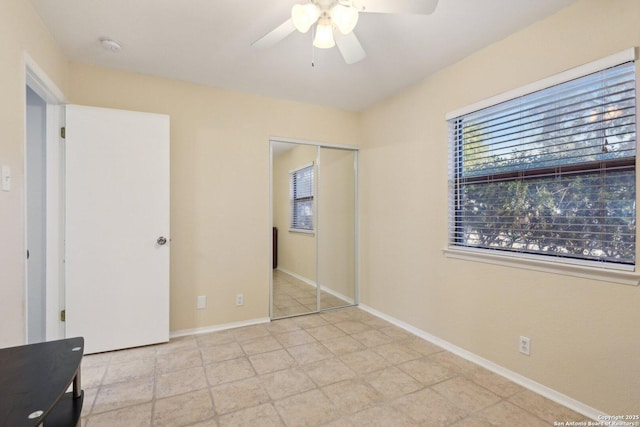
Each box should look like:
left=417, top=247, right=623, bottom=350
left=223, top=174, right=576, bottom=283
left=30, top=0, right=577, bottom=112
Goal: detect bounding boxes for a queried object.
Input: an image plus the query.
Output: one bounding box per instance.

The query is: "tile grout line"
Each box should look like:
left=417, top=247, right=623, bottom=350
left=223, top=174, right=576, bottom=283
left=81, top=307, right=586, bottom=426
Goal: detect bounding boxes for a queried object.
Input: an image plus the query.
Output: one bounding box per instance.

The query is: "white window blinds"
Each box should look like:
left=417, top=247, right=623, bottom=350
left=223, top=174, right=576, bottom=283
left=290, top=163, right=314, bottom=231
left=448, top=61, right=636, bottom=267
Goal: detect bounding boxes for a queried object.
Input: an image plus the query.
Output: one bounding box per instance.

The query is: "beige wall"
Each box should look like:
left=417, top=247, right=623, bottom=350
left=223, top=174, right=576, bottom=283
left=0, top=0, right=68, bottom=347
left=273, top=143, right=317, bottom=281
left=68, top=63, right=360, bottom=332
left=359, top=0, right=640, bottom=414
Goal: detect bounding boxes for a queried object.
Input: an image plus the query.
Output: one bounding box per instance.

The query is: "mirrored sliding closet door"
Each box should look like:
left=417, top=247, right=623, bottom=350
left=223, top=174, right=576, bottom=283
left=317, top=147, right=357, bottom=311
left=270, top=140, right=357, bottom=319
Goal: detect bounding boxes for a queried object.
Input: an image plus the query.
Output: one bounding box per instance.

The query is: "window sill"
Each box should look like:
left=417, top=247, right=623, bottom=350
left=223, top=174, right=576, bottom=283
left=442, top=248, right=639, bottom=286
left=289, top=229, right=315, bottom=236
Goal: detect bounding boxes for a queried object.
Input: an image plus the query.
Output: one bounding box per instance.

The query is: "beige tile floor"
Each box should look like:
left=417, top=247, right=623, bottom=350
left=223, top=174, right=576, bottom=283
left=272, top=270, right=352, bottom=318
left=80, top=307, right=589, bottom=426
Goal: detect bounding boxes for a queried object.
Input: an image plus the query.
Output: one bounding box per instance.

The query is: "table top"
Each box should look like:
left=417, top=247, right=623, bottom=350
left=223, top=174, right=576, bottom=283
left=0, top=337, right=84, bottom=427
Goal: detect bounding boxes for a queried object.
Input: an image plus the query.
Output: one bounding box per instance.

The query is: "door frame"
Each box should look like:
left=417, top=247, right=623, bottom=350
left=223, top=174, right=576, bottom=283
left=24, top=52, right=66, bottom=342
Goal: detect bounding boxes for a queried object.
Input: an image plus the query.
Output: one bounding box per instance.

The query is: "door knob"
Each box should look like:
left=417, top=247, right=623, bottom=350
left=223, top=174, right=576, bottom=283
left=157, top=236, right=167, bottom=246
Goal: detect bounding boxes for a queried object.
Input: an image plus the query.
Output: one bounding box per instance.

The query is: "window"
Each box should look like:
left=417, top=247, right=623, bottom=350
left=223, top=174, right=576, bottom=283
left=448, top=61, right=636, bottom=268
left=290, top=163, right=314, bottom=231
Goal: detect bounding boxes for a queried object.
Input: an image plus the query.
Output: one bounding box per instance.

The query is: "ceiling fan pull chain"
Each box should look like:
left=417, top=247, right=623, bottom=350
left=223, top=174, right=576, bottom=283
left=311, top=26, right=316, bottom=67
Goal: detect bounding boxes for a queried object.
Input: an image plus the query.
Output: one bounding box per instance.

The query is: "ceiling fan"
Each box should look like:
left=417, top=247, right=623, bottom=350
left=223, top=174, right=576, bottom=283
left=252, top=0, right=439, bottom=65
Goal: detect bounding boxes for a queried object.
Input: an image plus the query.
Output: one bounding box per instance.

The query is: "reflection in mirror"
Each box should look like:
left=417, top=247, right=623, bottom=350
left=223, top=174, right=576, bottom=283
left=271, top=140, right=358, bottom=319
left=271, top=142, right=318, bottom=318
left=318, top=147, right=356, bottom=311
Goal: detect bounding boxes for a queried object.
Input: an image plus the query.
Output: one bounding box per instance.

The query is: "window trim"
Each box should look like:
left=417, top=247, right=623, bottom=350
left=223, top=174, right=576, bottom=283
left=442, top=247, right=639, bottom=286
left=445, top=49, right=639, bottom=283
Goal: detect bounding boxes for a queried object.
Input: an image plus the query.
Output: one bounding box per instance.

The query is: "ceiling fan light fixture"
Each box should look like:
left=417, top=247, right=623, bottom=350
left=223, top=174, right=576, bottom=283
left=313, top=22, right=335, bottom=49
left=291, top=3, right=321, bottom=33
left=330, top=4, right=359, bottom=35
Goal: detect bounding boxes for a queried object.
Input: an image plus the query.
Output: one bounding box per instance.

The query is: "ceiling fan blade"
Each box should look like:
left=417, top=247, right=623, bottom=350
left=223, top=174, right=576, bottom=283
left=335, top=32, right=367, bottom=65
left=252, top=18, right=296, bottom=48
left=353, top=0, right=438, bottom=15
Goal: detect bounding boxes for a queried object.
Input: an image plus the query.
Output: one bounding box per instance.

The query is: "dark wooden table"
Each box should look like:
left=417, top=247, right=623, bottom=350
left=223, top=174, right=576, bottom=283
left=0, top=337, right=84, bottom=427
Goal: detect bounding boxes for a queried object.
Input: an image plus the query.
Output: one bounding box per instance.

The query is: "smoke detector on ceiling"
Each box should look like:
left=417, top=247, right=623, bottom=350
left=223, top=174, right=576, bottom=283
left=100, top=38, right=122, bottom=52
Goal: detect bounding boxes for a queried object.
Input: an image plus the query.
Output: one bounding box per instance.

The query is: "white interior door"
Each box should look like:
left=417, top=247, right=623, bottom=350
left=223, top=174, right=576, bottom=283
left=65, top=104, right=170, bottom=354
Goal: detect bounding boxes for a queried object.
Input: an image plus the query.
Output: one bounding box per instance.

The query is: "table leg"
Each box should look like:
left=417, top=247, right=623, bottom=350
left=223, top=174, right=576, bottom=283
left=73, top=363, right=82, bottom=399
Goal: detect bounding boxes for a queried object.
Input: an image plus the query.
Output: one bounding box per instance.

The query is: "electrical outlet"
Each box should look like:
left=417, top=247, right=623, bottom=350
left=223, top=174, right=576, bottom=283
left=519, top=336, right=531, bottom=356
left=197, top=295, right=206, bottom=310
left=236, top=294, right=244, bottom=306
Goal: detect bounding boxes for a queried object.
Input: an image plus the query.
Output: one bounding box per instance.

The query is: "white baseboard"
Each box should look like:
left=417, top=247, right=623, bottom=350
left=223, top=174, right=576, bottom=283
left=277, top=267, right=355, bottom=305
left=322, top=287, right=355, bottom=305
left=169, top=317, right=271, bottom=339
left=358, top=304, right=605, bottom=421
left=277, top=267, right=316, bottom=288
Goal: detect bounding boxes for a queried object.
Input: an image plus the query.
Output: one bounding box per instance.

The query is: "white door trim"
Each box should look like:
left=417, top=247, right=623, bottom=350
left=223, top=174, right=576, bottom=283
left=24, top=53, right=65, bottom=104
left=24, top=52, right=66, bottom=342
